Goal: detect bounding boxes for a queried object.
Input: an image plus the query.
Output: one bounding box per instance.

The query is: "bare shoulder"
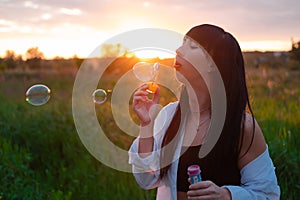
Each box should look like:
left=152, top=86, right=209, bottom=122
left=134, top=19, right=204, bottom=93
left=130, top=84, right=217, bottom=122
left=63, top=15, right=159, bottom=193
left=238, top=112, right=267, bottom=170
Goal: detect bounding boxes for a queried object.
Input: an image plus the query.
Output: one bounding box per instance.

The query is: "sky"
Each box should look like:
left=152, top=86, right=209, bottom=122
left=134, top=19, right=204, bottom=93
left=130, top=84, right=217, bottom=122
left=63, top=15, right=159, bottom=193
left=0, top=0, right=300, bottom=59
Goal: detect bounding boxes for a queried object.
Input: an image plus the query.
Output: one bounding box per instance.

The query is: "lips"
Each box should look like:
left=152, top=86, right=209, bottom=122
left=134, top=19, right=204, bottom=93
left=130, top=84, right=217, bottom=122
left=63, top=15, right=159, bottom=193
left=174, top=62, right=181, bottom=68
left=174, top=56, right=182, bottom=68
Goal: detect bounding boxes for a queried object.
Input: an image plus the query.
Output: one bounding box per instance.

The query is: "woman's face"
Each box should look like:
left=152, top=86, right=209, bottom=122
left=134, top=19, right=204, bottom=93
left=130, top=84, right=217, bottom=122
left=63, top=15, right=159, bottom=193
left=174, top=36, right=210, bottom=91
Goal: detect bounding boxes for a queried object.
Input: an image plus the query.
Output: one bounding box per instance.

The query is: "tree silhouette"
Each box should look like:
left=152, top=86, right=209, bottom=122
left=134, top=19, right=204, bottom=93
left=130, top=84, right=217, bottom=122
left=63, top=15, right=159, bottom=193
left=26, top=47, right=44, bottom=60
left=26, top=47, right=44, bottom=69
left=100, top=43, right=130, bottom=57
left=4, top=50, right=17, bottom=69
left=290, top=40, right=300, bottom=62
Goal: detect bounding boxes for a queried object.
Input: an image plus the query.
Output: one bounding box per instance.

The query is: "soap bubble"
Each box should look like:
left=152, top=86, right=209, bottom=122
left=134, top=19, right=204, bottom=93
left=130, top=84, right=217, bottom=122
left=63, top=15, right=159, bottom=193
left=25, top=84, right=51, bottom=106
left=133, top=62, right=160, bottom=93
left=132, top=62, right=158, bottom=82
left=93, top=89, right=107, bottom=104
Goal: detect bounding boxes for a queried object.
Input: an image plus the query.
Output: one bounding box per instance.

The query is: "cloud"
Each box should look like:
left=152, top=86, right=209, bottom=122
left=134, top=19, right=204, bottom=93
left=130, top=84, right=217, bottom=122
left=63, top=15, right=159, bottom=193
left=0, top=19, right=16, bottom=33
left=161, top=0, right=300, bottom=40
left=23, top=1, right=39, bottom=9
left=41, top=13, right=52, bottom=20
left=59, top=8, right=82, bottom=16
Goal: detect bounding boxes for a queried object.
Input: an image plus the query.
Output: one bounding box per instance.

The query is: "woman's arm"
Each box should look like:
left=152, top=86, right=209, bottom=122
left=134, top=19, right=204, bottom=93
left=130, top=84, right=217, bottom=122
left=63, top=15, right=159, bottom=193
left=237, top=113, right=267, bottom=170
left=223, top=146, right=280, bottom=199
left=128, top=136, right=161, bottom=189
left=224, top=114, right=280, bottom=199
left=128, top=84, right=161, bottom=189
left=129, top=101, right=179, bottom=190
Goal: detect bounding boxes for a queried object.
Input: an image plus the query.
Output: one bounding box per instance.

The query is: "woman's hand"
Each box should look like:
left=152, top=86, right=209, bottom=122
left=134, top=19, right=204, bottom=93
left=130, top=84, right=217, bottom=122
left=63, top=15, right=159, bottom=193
left=133, top=84, right=160, bottom=156
left=132, top=84, right=160, bottom=126
left=187, top=180, right=231, bottom=200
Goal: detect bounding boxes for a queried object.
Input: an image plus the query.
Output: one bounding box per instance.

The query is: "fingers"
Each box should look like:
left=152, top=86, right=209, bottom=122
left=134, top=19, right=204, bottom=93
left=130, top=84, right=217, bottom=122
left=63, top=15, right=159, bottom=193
left=187, top=188, right=211, bottom=198
left=134, top=84, right=152, bottom=97
left=188, top=181, right=211, bottom=196
left=132, top=96, right=147, bottom=104
left=187, top=181, right=223, bottom=199
left=133, top=90, right=148, bottom=101
left=189, top=181, right=211, bottom=190
left=133, top=84, right=160, bottom=103
left=134, top=84, right=149, bottom=96
left=139, top=83, right=149, bottom=91
left=132, top=83, right=160, bottom=121
left=132, top=84, right=150, bottom=104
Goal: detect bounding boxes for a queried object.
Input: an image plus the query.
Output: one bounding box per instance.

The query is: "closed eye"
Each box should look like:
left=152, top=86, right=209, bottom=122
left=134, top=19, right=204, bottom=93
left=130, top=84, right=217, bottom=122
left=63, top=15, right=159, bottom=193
left=182, top=36, right=201, bottom=49
left=190, top=39, right=200, bottom=49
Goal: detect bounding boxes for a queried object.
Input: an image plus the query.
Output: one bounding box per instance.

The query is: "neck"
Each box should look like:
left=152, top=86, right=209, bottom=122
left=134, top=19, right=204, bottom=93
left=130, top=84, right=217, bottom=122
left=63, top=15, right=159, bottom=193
left=187, top=90, right=211, bottom=133
left=186, top=86, right=211, bottom=113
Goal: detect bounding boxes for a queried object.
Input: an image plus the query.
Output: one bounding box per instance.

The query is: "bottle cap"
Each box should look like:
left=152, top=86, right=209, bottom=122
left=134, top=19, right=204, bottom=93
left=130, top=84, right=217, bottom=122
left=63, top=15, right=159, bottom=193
left=187, top=165, right=201, bottom=176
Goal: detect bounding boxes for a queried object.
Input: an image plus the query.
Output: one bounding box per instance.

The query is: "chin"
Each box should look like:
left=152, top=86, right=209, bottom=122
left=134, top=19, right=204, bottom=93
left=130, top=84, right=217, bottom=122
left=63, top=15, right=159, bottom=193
left=175, top=71, right=188, bottom=85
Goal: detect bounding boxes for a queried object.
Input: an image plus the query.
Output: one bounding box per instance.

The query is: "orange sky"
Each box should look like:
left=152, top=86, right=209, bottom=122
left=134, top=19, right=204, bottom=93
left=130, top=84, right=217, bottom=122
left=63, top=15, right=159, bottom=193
left=1, top=0, right=299, bottom=59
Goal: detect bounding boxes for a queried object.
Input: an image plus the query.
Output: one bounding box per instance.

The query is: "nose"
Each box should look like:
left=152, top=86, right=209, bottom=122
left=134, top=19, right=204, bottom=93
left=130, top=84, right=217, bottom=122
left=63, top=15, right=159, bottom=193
left=176, top=46, right=184, bottom=57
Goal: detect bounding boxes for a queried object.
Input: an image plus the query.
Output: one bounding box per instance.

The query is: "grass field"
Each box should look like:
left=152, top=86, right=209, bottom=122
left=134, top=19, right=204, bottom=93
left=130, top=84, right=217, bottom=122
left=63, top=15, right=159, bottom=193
left=0, top=57, right=299, bottom=199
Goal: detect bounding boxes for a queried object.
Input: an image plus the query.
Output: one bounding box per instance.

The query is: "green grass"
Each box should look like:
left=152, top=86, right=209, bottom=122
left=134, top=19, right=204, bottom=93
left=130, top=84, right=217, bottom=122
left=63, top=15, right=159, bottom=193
left=248, top=67, right=300, bottom=199
left=0, top=63, right=299, bottom=199
left=0, top=70, right=156, bottom=200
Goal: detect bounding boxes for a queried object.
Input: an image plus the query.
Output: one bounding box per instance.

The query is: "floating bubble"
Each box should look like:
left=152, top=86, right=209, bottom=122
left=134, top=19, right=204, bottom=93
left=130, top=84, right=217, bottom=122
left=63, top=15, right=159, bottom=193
left=132, top=62, right=157, bottom=82
left=25, top=84, right=51, bottom=106
left=93, top=89, right=107, bottom=104
left=133, top=62, right=160, bottom=93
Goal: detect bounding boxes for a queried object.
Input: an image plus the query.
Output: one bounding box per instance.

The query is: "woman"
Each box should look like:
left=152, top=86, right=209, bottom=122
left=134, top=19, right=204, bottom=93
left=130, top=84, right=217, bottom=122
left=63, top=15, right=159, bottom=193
left=129, top=24, right=280, bottom=200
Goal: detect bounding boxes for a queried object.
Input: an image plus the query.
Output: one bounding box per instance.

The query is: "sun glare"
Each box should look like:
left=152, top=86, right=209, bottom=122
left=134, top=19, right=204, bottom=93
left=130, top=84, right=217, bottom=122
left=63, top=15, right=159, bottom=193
left=133, top=49, right=175, bottom=59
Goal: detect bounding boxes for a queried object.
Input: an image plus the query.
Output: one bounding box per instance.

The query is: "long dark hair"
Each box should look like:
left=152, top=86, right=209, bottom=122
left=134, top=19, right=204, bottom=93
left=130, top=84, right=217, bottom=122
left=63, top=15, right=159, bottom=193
left=160, top=24, right=255, bottom=179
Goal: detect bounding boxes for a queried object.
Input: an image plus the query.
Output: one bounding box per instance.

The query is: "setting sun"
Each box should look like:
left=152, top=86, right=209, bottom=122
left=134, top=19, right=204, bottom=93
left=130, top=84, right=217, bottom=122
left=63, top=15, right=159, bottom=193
left=132, top=48, right=175, bottom=59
